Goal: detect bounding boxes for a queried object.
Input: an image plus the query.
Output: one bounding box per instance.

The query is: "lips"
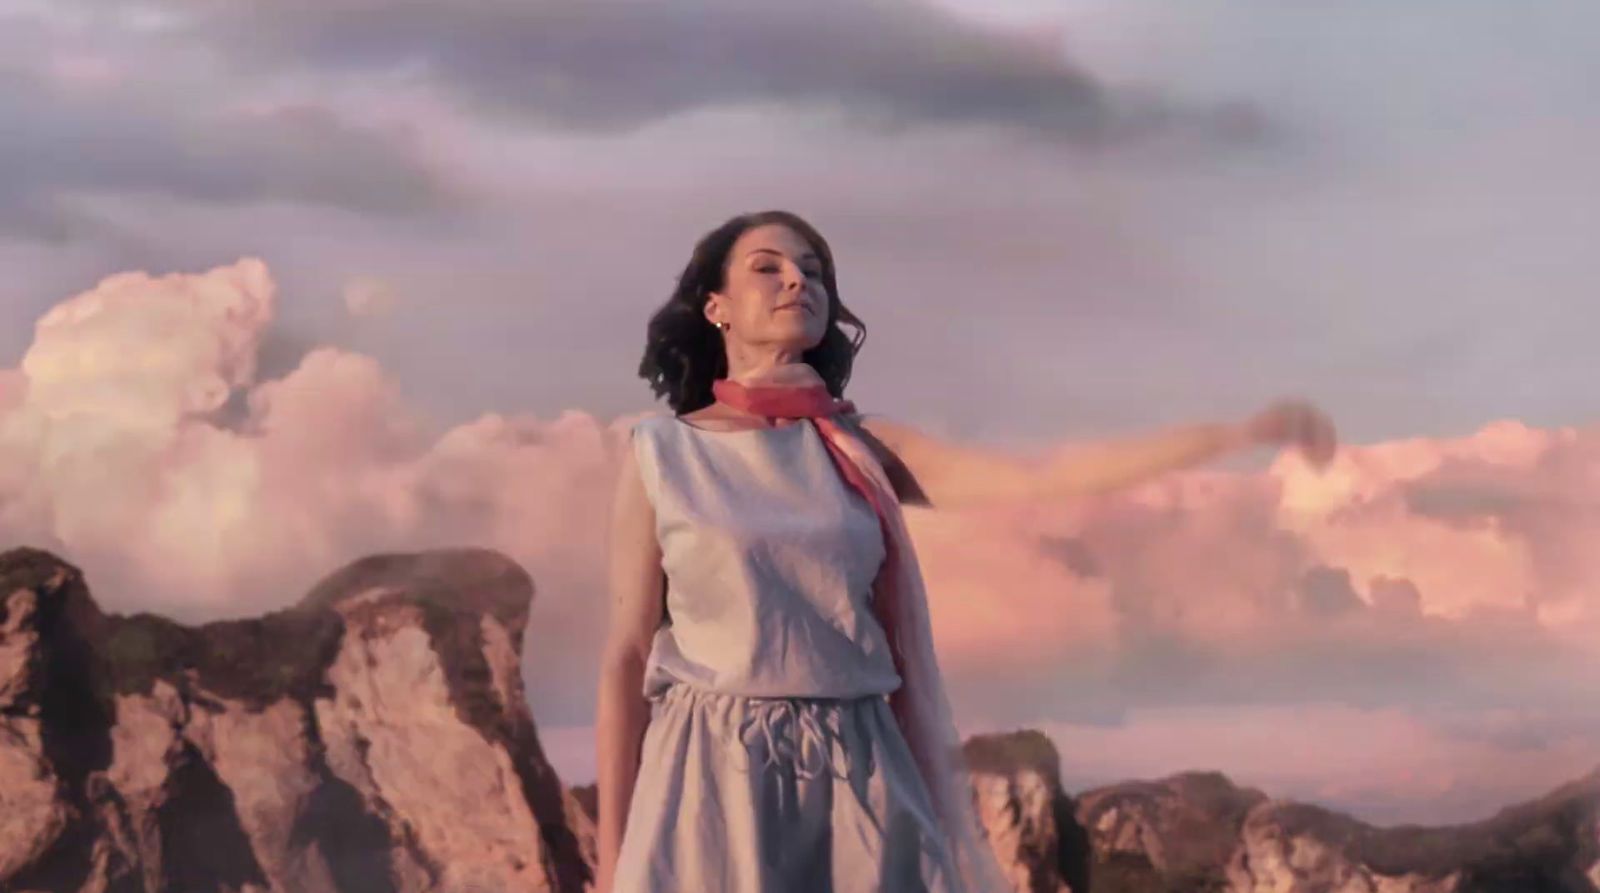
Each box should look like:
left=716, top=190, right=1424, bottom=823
left=775, top=303, right=809, bottom=314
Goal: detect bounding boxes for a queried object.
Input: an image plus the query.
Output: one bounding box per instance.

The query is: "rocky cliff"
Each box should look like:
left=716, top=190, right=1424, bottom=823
left=0, top=546, right=591, bottom=893
left=958, top=729, right=1600, bottom=893
left=3, top=546, right=1596, bottom=893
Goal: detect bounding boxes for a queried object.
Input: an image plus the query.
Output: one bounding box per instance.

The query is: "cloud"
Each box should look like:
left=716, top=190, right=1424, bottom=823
left=1273, top=422, right=1600, bottom=628
left=342, top=276, right=398, bottom=319
left=2, top=0, right=1595, bottom=822
left=21, top=259, right=273, bottom=425
left=65, top=0, right=1268, bottom=145
left=0, top=258, right=629, bottom=722
left=0, top=15, right=456, bottom=240
left=3, top=257, right=1598, bottom=824
left=0, top=369, right=27, bottom=416
left=166, top=0, right=1104, bottom=133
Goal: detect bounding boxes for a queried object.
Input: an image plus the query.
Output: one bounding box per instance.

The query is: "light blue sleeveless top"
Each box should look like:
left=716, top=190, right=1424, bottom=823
left=629, top=413, right=900, bottom=700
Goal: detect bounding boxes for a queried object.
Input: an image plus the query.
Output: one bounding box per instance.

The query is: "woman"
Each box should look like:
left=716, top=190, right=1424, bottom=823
left=596, top=210, right=1337, bottom=892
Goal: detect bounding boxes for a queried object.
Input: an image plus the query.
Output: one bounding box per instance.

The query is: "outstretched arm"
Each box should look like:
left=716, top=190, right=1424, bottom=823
left=851, top=398, right=1337, bottom=510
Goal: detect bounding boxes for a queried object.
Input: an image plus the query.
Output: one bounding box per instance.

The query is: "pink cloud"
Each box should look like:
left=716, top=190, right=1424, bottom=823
left=1272, top=420, right=1600, bottom=640
left=0, top=260, right=622, bottom=629
left=0, top=369, right=25, bottom=416
left=2, top=258, right=1596, bottom=821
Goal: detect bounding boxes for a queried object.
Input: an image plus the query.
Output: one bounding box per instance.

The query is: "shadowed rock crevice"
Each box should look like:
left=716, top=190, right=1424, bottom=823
left=289, top=711, right=400, bottom=893
left=0, top=549, right=115, bottom=781
left=155, top=740, right=268, bottom=893
left=6, top=822, right=101, bottom=893
left=83, top=778, right=147, bottom=893
left=0, top=548, right=118, bottom=892
left=499, top=699, right=594, bottom=891
left=1056, top=792, right=1091, bottom=893
left=416, top=598, right=592, bottom=891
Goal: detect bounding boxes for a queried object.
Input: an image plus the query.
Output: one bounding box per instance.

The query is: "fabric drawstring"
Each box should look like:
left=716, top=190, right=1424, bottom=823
left=657, top=684, right=870, bottom=782
left=735, top=697, right=853, bottom=781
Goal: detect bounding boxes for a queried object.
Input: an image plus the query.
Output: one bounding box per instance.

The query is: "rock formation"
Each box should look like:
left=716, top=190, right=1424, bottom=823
left=961, top=730, right=1600, bottom=893
left=3, top=545, right=1596, bottom=893
left=963, top=730, right=1089, bottom=893
left=0, top=546, right=590, bottom=893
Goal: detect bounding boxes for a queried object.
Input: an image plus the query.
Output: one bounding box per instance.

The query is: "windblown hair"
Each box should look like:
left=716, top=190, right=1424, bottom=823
left=637, top=209, right=867, bottom=414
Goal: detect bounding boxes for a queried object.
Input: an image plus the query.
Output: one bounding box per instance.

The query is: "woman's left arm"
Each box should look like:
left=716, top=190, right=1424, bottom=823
left=851, top=398, right=1338, bottom=510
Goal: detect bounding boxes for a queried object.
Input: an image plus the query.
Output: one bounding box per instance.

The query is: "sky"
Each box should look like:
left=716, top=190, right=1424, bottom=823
left=1, top=0, right=1597, bottom=826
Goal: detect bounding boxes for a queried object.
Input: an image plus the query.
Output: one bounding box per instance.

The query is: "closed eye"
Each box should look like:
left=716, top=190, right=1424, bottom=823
left=754, top=264, right=823, bottom=278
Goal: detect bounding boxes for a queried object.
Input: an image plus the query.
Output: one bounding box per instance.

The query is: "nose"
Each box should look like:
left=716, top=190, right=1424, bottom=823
left=781, top=262, right=806, bottom=291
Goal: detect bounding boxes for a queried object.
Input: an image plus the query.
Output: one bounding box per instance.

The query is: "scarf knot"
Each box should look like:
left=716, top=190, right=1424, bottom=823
left=710, top=376, right=853, bottom=420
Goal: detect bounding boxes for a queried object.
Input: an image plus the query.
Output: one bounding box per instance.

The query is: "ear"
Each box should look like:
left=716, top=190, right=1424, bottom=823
left=704, top=292, right=725, bottom=326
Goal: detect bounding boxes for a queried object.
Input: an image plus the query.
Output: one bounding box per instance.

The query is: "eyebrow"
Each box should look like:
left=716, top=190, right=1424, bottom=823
left=746, top=248, right=820, bottom=262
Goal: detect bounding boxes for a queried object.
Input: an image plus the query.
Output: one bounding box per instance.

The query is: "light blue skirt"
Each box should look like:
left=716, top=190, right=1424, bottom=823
left=611, top=683, right=963, bottom=892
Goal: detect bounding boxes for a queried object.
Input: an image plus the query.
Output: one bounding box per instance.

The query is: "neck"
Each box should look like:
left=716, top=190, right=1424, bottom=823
left=711, top=351, right=823, bottom=421
left=723, top=345, right=806, bottom=386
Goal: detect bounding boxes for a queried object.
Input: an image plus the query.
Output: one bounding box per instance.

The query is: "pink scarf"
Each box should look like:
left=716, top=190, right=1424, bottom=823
left=711, top=364, right=1009, bottom=892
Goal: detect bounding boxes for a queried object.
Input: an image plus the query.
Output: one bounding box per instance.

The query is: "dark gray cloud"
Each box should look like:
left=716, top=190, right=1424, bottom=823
left=0, top=0, right=1274, bottom=243
left=0, top=64, right=456, bottom=240
left=142, top=0, right=1150, bottom=137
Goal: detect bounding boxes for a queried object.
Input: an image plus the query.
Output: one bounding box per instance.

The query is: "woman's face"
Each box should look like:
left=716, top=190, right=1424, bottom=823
left=708, top=223, right=829, bottom=350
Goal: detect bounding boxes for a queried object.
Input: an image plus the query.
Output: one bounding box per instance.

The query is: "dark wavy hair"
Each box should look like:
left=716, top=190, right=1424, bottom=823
left=638, top=210, right=867, bottom=414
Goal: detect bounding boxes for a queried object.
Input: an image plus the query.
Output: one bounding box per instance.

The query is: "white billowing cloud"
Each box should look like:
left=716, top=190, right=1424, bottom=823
left=0, top=260, right=273, bottom=568
left=0, top=259, right=627, bottom=634
left=21, top=259, right=272, bottom=429
left=1273, top=420, right=1600, bottom=639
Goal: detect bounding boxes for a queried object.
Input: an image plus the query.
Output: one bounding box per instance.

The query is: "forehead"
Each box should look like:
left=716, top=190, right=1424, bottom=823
left=731, top=223, right=818, bottom=260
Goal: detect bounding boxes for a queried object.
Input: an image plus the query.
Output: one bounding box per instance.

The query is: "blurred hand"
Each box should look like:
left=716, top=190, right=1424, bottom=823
left=1243, top=398, right=1338, bottom=469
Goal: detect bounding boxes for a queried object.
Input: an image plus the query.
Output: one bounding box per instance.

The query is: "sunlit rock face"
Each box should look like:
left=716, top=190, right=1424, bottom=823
left=0, top=546, right=590, bottom=893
